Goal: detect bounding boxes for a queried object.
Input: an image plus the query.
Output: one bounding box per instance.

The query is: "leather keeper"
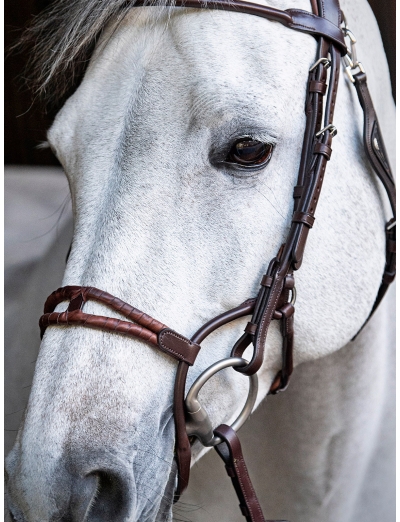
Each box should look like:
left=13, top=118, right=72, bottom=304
left=292, top=211, right=315, bottom=228
left=386, top=218, right=396, bottom=231
left=383, top=270, right=396, bottom=285
left=284, top=274, right=295, bottom=289
left=240, top=505, right=250, bottom=517
left=309, top=80, right=327, bottom=95
left=313, top=142, right=332, bottom=159
left=158, top=329, right=200, bottom=365
left=245, top=322, right=257, bottom=335
left=387, top=239, right=396, bottom=253
left=293, top=185, right=303, bottom=199
left=261, top=274, right=273, bottom=287
left=279, top=302, right=295, bottom=319
left=225, top=465, right=235, bottom=478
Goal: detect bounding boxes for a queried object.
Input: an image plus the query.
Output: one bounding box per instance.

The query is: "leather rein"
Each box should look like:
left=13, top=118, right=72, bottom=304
left=39, top=0, right=395, bottom=520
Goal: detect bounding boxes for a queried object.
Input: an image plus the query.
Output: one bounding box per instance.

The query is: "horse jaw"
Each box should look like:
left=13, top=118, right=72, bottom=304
left=6, top=0, right=392, bottom=520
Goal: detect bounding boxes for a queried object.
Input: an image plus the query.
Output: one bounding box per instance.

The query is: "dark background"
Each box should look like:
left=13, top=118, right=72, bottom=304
left=5, top=0, right=396, bottom=166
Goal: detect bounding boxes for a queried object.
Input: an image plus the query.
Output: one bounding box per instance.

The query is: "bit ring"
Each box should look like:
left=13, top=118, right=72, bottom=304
left=185, top=357, right=258, bottom=447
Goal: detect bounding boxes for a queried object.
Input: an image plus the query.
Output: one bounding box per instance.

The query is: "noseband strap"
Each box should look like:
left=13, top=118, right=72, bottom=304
left=38, top=0, right=395, bottom=520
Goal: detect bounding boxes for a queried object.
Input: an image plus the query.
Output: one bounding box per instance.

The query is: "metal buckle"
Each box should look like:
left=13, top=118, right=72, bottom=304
left=386, top=220, right=396, bottom=231
left=290, top=286, right=297, bottom=306
left=309, top=57, right=331, bottom=73
left=185, top=357, right=258, bottom=447
left=316, top=124, right=337, bottom=138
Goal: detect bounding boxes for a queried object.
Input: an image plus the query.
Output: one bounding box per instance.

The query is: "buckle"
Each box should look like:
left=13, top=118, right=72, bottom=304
left=309, top=57, right=331, bottom=72
left=386, top=219, right=396, bottom=231
left=316, top=124, right=337, bottom=138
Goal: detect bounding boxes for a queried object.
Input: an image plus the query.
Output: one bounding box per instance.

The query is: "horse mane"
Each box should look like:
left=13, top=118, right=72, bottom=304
left=17, top=0, right=169, bottom=107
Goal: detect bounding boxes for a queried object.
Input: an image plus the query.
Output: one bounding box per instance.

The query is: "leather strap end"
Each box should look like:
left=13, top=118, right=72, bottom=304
left=382, top=270, right=396, bottom=286
left=214, top=424, right=266, bottom=522
left=268, top=371, right=283, bottom=395
left=293, top=185, right=303, bottom=199
left=158, top=329, right=200, bottom=365
left=283, top=274, right=295, bottom=290
left=261, top=274, right=273, bottom=287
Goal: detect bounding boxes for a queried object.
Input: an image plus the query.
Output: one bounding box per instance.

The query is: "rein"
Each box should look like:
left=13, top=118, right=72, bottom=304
left=39, top=0, right=395, bottom=520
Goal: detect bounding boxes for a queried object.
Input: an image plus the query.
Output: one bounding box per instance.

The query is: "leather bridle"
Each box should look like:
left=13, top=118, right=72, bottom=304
left=39, top=0, right=396, bottom=520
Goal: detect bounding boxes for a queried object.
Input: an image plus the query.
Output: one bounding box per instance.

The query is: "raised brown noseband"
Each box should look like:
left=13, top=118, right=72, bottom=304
left=39, top=0, right=395, bottom=520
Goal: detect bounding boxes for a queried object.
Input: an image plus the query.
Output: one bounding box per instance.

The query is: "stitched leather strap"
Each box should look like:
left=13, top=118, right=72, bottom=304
left=40, top=286, right=200, bottom=365
left=214, top=424, right=289, bottom=522
left=352, top=71, right=396, bottom=328
left=269, top=302, right=294, bottom=394
left=158, top=329, right=200, bottom=365
left=173, top=361, right=192, bottom=498
left=232, top=0, right=343, bottom=380
left=352, top=72, right=395, bottom=218
left=214, top=424, right=265, bottom=522
left=43, top=286, right=167, bottom=332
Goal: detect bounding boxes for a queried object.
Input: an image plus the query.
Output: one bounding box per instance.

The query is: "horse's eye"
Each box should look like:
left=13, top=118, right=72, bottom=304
left=226, top=138, right=273, bottom=168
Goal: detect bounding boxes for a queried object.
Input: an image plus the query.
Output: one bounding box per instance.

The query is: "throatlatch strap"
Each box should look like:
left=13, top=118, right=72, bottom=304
left=352, top=71, right=396, bottom=330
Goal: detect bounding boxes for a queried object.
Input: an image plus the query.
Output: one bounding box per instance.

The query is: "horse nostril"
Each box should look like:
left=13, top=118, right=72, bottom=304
left=85, top=471, right=130, bottom=521
left=69, top=473, right=98, bottom=521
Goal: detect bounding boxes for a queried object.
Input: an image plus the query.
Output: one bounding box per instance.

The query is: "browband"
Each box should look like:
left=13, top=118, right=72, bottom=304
left=135, top=0, right=348, bottom=55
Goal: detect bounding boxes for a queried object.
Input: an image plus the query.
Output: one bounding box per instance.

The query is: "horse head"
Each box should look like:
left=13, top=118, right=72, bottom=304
left=6, top=0, right=393, bottom=520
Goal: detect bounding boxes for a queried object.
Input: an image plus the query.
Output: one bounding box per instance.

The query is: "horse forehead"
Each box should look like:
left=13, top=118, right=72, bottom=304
left=164, top=16, right=315, bottom=118
left=134, top=7, right=316, bottom=99
left=110, top=8, right=314, bottom=97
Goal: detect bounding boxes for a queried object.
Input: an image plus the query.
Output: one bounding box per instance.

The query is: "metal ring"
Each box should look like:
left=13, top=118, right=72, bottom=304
left=344, top=60, right=365, bottom=84
left=343, top=53, right=354, bottom=69
left=185, top=357, right=258, bottom=447
left=343, top=28, right=357, bottom=44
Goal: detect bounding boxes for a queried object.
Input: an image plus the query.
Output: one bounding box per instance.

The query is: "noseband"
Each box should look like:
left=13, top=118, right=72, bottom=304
left=39, top=0, right=395, bottom=520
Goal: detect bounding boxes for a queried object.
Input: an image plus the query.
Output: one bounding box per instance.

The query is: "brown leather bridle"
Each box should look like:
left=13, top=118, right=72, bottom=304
left=39, top=0, right=395, bottom=520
